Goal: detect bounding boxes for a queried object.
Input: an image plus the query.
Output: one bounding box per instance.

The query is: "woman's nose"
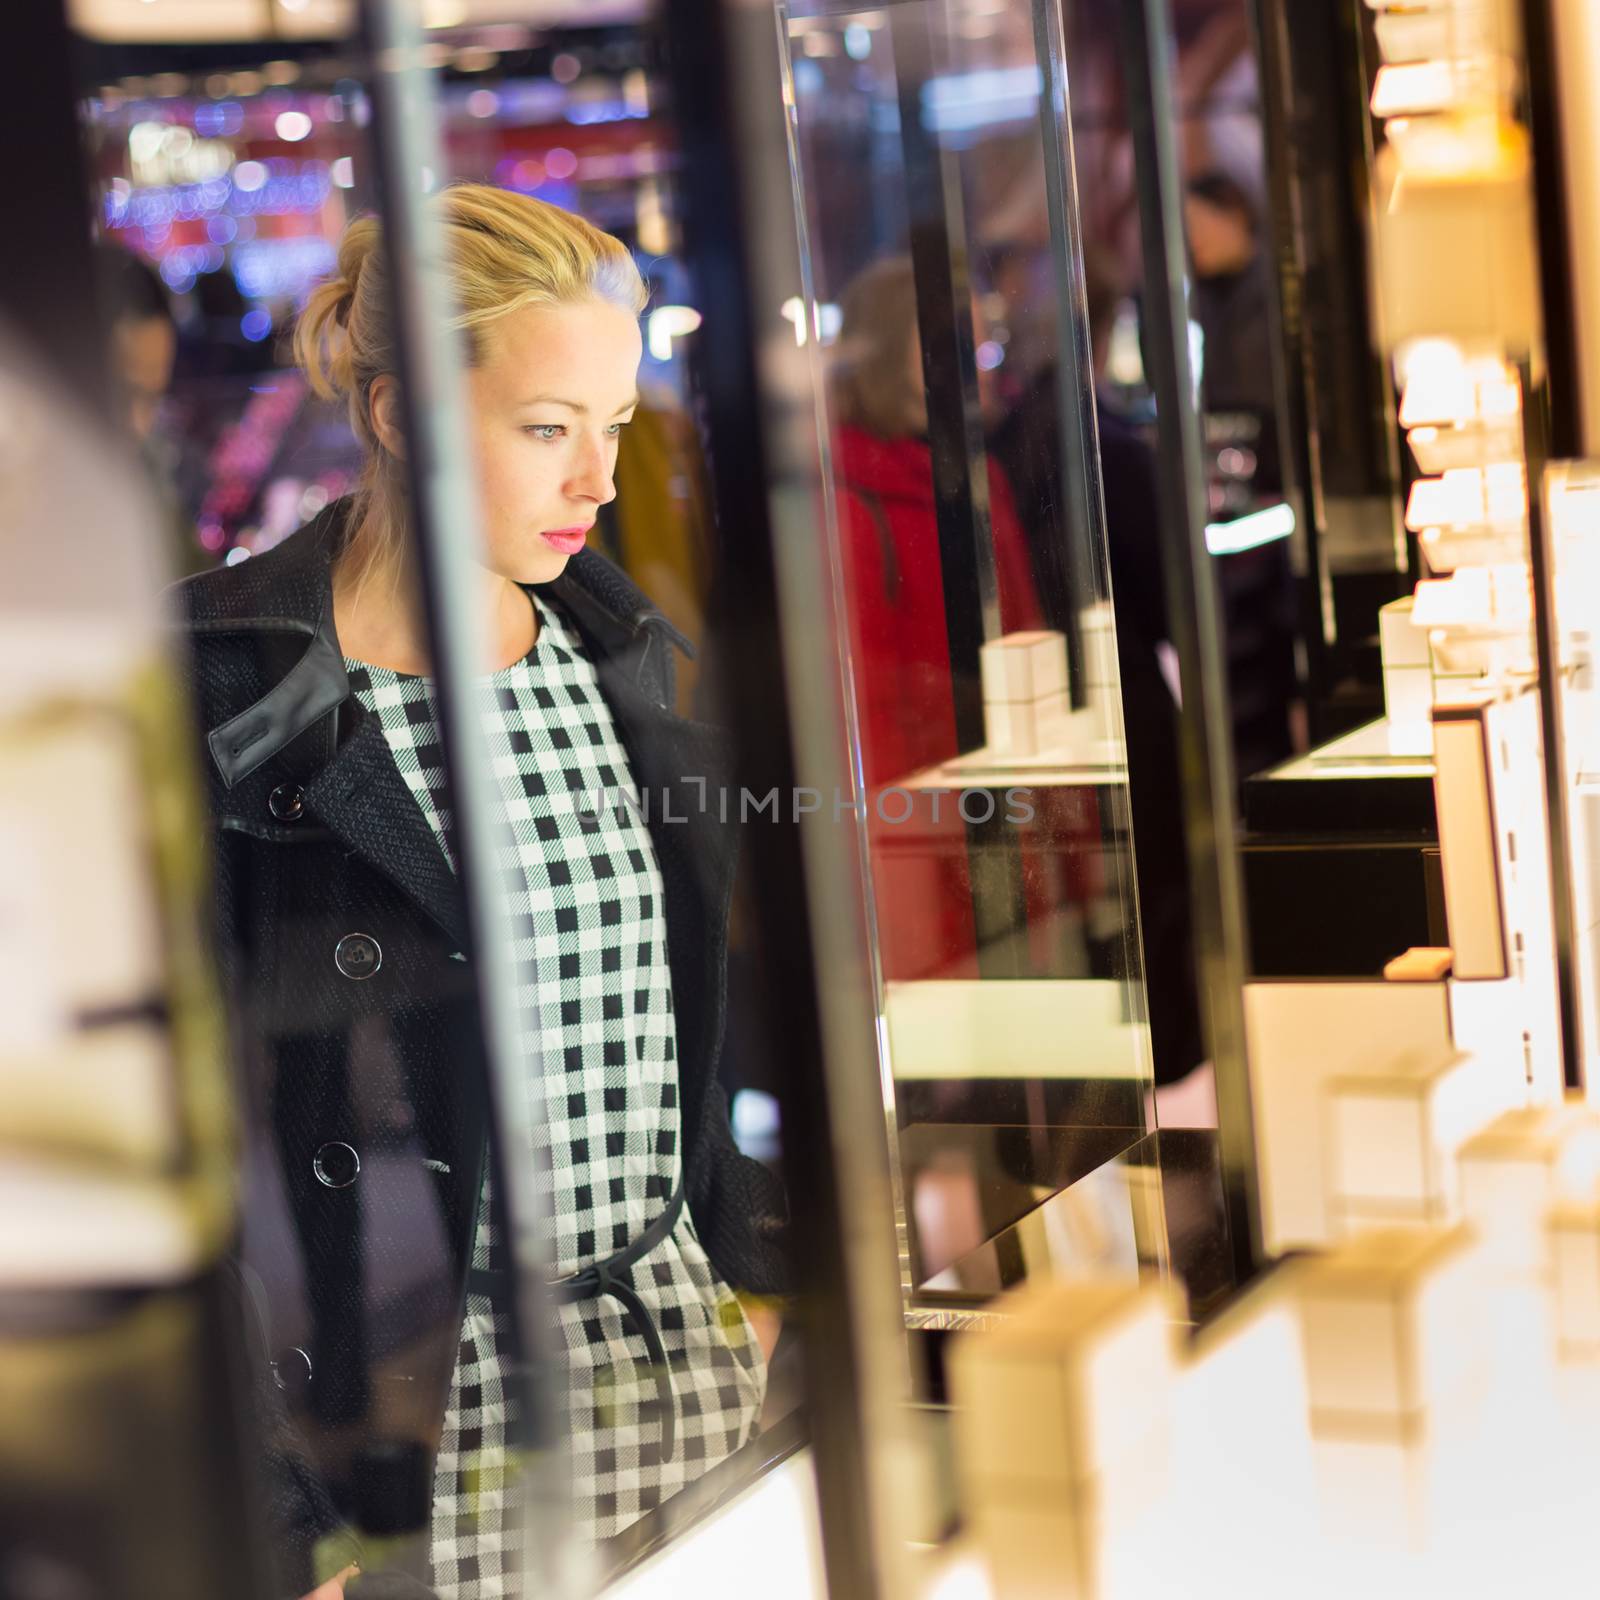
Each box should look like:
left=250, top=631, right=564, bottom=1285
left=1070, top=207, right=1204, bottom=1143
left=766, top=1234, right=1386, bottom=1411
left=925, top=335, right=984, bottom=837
left=568, top=438, right=618, bottom=505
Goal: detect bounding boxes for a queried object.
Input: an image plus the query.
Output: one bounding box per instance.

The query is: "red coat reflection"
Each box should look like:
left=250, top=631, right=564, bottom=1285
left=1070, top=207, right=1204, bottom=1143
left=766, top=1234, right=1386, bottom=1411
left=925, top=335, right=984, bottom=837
left=833, top=423, right=1105, bottom=985
left=832, top=424, right=1043, bottom=787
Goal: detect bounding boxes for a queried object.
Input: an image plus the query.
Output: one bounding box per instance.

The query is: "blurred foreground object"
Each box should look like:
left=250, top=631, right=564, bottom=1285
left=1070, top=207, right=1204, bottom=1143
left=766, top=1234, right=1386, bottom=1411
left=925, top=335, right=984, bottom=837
left=0, top=324, right=271, bottom=1599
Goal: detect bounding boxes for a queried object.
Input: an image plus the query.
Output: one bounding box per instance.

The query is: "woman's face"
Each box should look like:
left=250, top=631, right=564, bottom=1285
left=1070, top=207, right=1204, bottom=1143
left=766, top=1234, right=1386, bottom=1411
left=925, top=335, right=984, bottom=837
left=466, top=297, right=642, bottom=584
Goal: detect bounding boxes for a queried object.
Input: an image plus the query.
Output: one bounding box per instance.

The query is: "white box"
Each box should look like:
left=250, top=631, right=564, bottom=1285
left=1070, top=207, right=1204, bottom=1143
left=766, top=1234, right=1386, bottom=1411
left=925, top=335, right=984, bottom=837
left=1371, top=7, right=1510, bottom=67
left=1383, top=665, right=1434, bottom=754
left=1294, top=1224, right=1481, bottom=1426
left=1372, top=11, right=1453, bottom=64
left=1079, top=604, right=1117, bottom=687
left=985, top=690, right=1072, bottom=757
left=1034, top=692, right=1082, bottom=753
left=968, top=1492, right=1096, bottom=1600
left=1172, top=1265, right=1318, bottom=1600
left=1549, top=1200, right=1600, bottom=1355
left=980, top=630, right=1069, bottom=706
left=1379, top=597, right=1431, bottom=670
left=1418, top=525, right=1528, bottom=574
left=1407, top=417, right=1522, bottom=475
left=1245, top=980, right=1456, bottom=1251
left=947, top=1278, right=1176, bottom=1494
left=1457, top=1105, right=1600, bottom=1272
left=1432, top=696, right=1509, bottom=980
left=1373, top=141, right=1540, bottom=352
left=1384, top=948, right=1455, bottom=983
left=1405, top=464, right=1528, bottom=536
left=1327, top=1048, right=1509, bottom=1229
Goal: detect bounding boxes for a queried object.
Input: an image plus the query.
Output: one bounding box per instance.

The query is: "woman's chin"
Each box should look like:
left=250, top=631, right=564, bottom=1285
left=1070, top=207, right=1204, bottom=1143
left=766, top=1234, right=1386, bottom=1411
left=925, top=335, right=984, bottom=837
left=508, top=545, right=574, bottom=586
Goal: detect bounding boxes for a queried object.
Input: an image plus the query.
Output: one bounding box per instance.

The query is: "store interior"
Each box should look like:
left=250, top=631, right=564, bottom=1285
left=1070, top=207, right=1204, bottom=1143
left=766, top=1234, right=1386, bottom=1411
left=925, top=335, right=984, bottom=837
left=6, top=0, right=1600, bottom=1594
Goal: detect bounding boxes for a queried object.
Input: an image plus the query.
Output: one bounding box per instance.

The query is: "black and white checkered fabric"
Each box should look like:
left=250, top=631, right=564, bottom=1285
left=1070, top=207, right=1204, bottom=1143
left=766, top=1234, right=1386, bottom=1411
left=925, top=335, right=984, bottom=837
left=347, top=593, right=765, bottom=1599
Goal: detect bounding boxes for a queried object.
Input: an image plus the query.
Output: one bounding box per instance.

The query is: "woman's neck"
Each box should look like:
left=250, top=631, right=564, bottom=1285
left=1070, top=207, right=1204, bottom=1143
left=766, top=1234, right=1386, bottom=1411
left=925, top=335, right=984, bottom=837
left=333, top=516, right=538, bottom=675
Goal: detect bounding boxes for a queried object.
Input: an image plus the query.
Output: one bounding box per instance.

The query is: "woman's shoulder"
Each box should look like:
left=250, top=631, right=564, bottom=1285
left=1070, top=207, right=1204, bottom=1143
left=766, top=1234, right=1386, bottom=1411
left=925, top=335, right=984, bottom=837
left=163, top=515, right=341, bottom=763
left=166, top=513, right=335, bottom=634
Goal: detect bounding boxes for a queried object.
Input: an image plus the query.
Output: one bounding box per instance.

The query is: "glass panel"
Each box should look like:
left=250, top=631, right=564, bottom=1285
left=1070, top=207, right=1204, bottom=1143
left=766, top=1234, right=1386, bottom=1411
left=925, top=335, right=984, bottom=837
left=73, top=9, right=808, bottom=1593
left=778, top=0, right=1157, bottom=1310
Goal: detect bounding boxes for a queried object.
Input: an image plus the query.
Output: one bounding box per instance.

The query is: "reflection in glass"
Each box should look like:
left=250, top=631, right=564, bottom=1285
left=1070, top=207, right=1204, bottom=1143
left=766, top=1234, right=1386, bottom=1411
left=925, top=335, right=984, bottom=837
left=779, top=0, right=1157, bottom=1306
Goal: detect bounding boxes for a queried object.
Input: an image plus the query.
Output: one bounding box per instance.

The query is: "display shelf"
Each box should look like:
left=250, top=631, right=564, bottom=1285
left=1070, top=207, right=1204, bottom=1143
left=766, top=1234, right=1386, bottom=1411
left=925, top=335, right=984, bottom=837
left=1244, top=720, right=1437, bottom=835
left=884, top=979, right=1143, bottom=1083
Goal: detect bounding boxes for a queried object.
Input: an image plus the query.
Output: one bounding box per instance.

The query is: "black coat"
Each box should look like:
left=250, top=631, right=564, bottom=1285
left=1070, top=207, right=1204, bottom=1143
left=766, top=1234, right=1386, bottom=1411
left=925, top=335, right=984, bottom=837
left=171, top=502, right=786, bottom=1583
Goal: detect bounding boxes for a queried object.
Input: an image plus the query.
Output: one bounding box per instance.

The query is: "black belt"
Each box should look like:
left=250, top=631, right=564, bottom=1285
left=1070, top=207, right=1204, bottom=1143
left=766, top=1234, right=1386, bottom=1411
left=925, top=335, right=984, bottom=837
left=468, top=1181, right=686, bottom=1460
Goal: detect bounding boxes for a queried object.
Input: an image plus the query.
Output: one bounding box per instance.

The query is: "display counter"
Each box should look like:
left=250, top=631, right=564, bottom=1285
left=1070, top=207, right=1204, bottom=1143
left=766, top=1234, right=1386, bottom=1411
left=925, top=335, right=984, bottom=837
left=1243, top=718, right=1444, bottom=976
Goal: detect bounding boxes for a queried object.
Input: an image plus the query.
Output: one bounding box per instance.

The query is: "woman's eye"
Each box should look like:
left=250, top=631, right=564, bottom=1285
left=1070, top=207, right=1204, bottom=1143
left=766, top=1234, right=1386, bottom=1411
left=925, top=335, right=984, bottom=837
left=525, top=424, right=565, bottom=441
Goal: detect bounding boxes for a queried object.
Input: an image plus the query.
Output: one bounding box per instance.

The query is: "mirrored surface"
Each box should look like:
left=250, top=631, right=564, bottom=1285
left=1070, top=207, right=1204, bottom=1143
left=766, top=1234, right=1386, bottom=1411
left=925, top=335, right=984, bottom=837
left=778, top=0, right=1160, bottom=1304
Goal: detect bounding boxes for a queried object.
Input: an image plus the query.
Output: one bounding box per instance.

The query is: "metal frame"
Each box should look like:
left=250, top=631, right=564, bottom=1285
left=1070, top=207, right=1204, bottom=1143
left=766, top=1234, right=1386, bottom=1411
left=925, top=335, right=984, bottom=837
left=1115, top=0, right=1262, bottom=1279
left=6, top=1, right=110, bottom=419
left=355, top=0, right=570, bottom=1580
left=1520, top=0, right=1583, bottom=459
left=665, top=2, right=917, bottom=1595
left=1031, top=0, right=1101, bottom=679
left=1522, top=364, right=1585, bottom=1091
left=1251, top=0, right=1412, bottom=738
left=1243, top=0, right=1319, bottom=632
left=772, top=4, right=919, bottom=1305
left=1029, top=0, right=1155, bottom=1068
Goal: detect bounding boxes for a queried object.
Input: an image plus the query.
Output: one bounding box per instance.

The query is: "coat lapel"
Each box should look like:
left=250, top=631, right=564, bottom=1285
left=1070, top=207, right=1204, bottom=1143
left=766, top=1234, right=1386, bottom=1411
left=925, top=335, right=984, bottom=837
left=199, top=509, right=725, bottom=982
left=302, top=702, right=468, bottom=950
left=198, top=511, right=468, bottom=951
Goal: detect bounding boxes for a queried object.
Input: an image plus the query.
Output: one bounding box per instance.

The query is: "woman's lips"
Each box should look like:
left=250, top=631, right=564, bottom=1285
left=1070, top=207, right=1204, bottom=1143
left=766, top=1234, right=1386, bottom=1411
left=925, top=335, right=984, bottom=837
left=540, top=525, right=591, bottom=555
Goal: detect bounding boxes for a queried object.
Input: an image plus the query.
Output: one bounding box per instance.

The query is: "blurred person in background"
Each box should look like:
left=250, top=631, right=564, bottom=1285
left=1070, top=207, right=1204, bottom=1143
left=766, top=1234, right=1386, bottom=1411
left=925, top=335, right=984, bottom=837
left=1185, top=170, right=1279, bottom=490
left=94, top=240, right=176, bottom=445
left=170, top=184, right=785, bottom=1599
left=830, top=254, right=1043, bottom=790
left=991, top=248, right=1205, bottom=1089
left=93, top=241, right=208, bottom=577
left=828, top=255, right=1046, bottom=985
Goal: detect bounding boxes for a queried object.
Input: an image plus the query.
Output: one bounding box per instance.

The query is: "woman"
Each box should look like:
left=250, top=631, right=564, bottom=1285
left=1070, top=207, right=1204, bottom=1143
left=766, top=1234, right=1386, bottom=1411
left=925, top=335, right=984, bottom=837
left=172, top=185, right=785, bottom=1598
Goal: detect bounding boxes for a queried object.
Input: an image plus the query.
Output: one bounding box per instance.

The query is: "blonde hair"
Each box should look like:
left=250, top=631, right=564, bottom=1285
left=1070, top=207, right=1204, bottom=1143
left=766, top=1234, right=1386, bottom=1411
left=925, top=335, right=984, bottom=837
left=830, top=255, right=926, bottom=440
left=295, top=182, right=648, bottom=579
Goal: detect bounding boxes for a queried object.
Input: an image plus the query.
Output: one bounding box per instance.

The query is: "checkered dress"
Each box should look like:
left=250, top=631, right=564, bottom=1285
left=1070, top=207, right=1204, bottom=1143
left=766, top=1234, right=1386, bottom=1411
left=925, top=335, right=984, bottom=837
left=346, top=593, right=766, bottom=1599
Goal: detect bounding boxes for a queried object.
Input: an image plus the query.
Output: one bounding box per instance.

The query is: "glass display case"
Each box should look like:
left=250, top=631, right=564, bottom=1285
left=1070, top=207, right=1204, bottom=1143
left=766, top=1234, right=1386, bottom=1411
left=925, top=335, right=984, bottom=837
left=771, top=0, right=1160, bottom=1313
left=59, top=0, right=1600, bottom=1591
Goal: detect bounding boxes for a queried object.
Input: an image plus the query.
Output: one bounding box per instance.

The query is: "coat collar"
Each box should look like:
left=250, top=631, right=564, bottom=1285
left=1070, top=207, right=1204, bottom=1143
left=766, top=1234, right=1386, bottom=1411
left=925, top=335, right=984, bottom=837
left=187, top=498, right=696, bottom=947
left=193, top=497, right=692, bottom=786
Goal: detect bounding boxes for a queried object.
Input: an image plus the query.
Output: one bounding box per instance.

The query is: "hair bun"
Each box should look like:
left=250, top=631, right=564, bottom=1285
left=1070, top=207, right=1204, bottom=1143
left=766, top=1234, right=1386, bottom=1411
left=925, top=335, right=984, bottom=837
left=332, top=277, right=357, bottom=329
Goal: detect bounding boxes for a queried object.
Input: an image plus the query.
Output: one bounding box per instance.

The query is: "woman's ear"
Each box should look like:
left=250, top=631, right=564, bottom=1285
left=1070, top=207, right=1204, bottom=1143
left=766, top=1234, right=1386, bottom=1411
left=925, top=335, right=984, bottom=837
left=368, top=375, right=407, bottom=461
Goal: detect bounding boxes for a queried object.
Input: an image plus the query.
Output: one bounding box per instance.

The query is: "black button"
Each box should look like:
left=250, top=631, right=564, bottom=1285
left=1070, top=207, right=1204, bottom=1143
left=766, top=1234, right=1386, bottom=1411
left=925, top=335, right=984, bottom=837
left=271, top=1346, right=312, bottom=1393
left=334, top=933, right=381, bottom=979
left=268, top=783, right=305, bottom=822
left=313, top=1141, right=360, bottom=1189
